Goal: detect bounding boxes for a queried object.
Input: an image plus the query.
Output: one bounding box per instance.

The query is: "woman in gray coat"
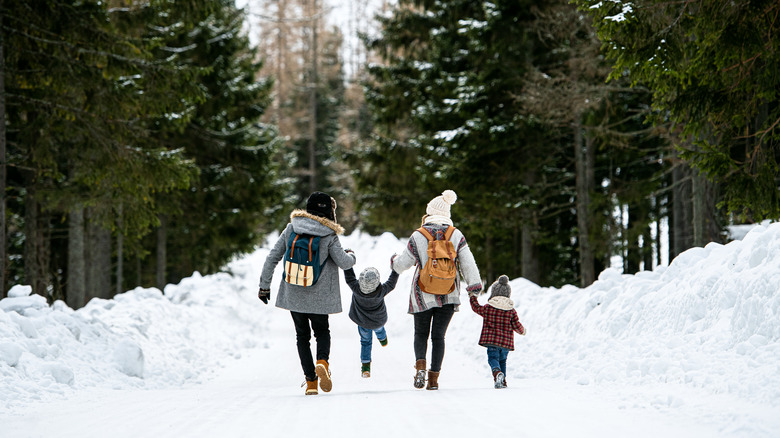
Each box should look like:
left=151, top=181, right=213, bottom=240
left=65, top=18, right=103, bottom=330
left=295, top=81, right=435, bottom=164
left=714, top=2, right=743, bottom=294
left=391, top=189, right=483, bottom=391
left=258, top=192, right=356, bottom=395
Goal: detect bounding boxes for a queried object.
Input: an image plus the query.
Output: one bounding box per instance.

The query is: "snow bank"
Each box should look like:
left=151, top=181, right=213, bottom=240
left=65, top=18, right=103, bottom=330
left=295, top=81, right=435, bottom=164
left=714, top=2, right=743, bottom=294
left=2, top=222, right=779, bottom=414
left=0, top=252, right=267, bottom=412
left=478, top=223, right=780, bottom=404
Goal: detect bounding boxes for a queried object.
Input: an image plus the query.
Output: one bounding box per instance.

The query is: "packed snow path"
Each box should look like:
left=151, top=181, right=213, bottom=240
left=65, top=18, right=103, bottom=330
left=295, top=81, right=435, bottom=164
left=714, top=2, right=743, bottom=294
left=4, top=322, right=771, bottom=438
left=2, top=228, right=780, bottom=437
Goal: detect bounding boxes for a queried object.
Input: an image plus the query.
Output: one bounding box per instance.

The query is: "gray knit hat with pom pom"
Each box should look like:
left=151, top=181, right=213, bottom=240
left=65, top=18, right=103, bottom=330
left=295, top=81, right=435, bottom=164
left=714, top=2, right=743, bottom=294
left=489, top=275, right=512, bottom=299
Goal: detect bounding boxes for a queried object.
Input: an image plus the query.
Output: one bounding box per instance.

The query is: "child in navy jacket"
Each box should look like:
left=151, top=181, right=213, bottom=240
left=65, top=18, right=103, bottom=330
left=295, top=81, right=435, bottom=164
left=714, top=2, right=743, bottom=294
left=343, top=254, right=399, bottom=377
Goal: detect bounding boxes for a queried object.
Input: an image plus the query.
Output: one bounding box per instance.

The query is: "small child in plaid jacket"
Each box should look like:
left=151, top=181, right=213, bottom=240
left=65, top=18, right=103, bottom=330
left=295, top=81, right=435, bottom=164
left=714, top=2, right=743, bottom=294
left=469, top=275, right=526, bottom=389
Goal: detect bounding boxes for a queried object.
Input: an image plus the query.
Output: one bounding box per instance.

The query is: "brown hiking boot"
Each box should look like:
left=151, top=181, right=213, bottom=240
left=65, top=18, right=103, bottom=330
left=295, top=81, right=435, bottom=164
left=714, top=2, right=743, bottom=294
left=426, top=370, right=439, bottom=390
left=413, top=359, right=426, bottom=389
left=315, top=359, right=332, bottom=392
left=304, top=378, right=318, bottom=395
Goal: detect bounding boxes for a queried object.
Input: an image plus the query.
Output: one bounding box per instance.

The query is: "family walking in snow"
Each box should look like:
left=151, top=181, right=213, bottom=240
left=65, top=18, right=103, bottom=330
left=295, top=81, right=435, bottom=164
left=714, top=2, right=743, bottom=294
left=258, top=189, right=525, bottom=395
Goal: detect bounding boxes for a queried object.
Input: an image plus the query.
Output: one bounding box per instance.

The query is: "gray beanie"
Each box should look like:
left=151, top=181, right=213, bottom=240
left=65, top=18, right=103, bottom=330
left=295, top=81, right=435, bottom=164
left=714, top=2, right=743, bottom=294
left=489, top=275, right=511, bottom=299
left=358, top=267, right=381, bottom=294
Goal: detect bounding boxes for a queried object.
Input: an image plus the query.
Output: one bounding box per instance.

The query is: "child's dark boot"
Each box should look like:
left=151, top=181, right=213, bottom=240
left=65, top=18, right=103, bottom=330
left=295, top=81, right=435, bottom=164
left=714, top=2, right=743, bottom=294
left=492, top=368, right=506, bottom=389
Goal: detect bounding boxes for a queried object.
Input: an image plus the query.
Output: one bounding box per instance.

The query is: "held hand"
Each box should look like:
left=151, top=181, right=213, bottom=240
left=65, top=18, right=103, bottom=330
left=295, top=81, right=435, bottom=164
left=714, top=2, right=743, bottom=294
left=390, top=253, right=398, bottom=268
left=258, top=288, right=271, bottom=304
left=466, top=284, right=483, bottom=296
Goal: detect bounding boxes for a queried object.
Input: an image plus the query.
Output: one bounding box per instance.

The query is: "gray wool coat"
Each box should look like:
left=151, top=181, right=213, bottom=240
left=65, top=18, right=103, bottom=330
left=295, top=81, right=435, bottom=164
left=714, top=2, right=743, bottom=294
left=259, top=210, right=356, bottom=315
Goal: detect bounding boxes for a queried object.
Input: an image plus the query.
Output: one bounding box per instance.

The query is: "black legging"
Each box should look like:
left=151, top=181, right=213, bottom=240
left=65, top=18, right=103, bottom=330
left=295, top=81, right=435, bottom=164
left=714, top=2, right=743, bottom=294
left=413, top=304, right=456, bottom=372
left=291, top=311, right=330, bottom=381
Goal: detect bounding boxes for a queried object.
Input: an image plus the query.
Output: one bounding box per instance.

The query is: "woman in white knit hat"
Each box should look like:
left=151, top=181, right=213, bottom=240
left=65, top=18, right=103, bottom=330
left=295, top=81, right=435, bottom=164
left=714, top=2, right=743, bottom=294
left=391, top=190, right=483, bottom=390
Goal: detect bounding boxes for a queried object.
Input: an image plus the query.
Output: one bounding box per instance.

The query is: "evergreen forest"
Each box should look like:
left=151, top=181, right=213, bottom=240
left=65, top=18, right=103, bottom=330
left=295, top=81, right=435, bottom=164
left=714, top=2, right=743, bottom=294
left=2, top=0, right=778, bottom=307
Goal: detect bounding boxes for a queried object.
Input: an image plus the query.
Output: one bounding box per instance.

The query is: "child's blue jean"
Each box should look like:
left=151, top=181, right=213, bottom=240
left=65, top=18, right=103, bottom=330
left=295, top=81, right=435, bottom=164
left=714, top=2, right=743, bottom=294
left=358, top=326, right=387, bottom=363
left=487, top=346, right=509, bottom=375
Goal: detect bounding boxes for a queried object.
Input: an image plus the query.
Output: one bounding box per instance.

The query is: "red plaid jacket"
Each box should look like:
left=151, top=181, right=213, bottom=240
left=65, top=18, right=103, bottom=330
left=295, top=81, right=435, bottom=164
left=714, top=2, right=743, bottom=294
left=469, top=295, right=525, bottom=350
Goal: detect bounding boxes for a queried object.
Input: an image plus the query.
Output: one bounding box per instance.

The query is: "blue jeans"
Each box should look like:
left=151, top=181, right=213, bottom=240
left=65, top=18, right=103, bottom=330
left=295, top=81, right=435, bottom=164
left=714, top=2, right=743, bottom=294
left=487, top=346, right=509, bottom=375
left=358, top=326, right=387, bottom=363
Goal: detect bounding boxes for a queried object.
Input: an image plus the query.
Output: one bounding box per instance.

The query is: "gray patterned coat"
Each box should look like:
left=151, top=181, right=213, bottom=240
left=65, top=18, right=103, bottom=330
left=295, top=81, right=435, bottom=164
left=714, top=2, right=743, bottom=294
left=259, top=210, right=356, bottom=315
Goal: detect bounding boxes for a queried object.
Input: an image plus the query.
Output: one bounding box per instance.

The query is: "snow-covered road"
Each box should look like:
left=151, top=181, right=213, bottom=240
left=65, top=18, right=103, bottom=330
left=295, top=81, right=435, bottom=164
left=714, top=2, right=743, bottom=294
left=3, top=228, right=780, bottom=437
left=3, top=307, right=776, bottom=438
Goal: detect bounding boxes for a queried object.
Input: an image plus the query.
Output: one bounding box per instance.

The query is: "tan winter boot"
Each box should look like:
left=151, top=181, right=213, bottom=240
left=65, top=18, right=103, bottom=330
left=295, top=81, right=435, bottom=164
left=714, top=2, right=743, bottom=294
left=315, top=359, right=332, bottom=392
left=413, top=359, right=427, bottom=389
left=304, top=378, right=318, bottom=395
left=426, top=370, right=439, bottom=390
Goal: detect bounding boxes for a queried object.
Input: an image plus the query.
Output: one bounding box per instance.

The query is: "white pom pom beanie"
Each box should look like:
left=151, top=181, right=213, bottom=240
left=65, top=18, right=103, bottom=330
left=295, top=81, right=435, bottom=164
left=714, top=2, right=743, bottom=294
left=425, top=190, right=457, bottom=225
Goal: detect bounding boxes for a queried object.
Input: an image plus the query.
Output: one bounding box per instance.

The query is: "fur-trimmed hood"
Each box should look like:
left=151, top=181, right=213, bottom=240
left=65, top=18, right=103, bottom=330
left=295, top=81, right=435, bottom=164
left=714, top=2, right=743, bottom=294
left=291, top=209, right=345, bottom=235
left=487, top=296, right=514, bottom=311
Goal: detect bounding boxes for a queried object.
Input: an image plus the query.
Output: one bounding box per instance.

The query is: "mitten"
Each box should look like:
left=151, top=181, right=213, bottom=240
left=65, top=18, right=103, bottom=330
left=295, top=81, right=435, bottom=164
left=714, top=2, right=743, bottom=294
left=466, top=283, right=483, bottom=296
left=390, top=253, right=398, bottom=268
left=258, top=288, right=271, bottom=304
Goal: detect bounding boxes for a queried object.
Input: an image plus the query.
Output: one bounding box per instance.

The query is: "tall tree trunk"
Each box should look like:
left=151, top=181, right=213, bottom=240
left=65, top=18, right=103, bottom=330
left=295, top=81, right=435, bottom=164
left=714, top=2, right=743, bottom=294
left=671, top=158, right=693, bottom=260
left=156, top=215, right=167, bottom=290
left=512, top=225, right=520, bottom=279
left=85, top=211, right=111, bottom=300
left=0, top=3, right=6, bottom=298
left=642, top=222, right=653, bottom=270
left=575, top=119, right=595, bottom=286
left=520, top=217, right=539, bottom=284
left=274, top=0, right=287, bottom=126
left=96, top=226, right=111, bottom=298
left=521, top=170, right=540, bottom=284
left=116, top=205, right=123, bottom=295
left=655, top=196, right=663, bottom=267
left=691, top=168, right=720, bottom=246
left=67, top=206, right=85, bottom=309
left=307, top=0, right=319, bottom=193
left=136, top=256, right=142, bottom=289
left=625, top=204, right=640, bottom=274
left=692, top=169, right=706, bottom=247
left=484, top=231, right=494, bottom=284
left=24, top=180, right=47, bottom=297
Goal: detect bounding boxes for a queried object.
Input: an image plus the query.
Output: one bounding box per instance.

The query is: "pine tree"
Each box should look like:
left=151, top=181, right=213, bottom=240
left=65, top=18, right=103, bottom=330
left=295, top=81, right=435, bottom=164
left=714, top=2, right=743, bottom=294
left=362, top=0, right=577, bottom=284
left=253, top=1, right=348, bottom=212
left=3, top=0, right=208, bottom=304
left=134, top=0, right=288, bottom=285
left=577, top=0, right=780, bottom=221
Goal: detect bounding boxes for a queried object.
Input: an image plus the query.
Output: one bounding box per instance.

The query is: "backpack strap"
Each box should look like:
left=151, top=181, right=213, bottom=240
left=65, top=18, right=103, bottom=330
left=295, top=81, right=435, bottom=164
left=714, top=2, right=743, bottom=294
left=416, top=227, right=434, bottom=241
left=290, top=234, right=300, bottom=258
left=443, top=226, right=456, bottom=240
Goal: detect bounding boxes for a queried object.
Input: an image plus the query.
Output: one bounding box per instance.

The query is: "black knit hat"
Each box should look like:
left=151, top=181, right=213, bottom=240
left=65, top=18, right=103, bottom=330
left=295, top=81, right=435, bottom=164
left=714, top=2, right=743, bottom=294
left=306, top=191, right=336, bottom=221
